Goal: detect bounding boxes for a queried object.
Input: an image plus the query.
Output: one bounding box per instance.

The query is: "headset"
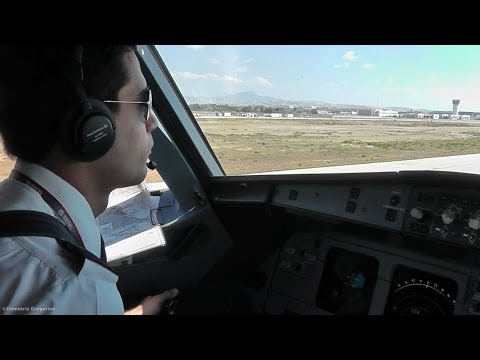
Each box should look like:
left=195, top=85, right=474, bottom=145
left=55, top=46, right=116, bottom=162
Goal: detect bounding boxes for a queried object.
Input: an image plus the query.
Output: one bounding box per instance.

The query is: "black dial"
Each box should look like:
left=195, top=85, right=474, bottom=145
left=384, top=266, right=457, bottom=315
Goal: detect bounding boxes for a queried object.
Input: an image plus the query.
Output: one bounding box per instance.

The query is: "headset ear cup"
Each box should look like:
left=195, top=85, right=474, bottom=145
left=72, top=99, right=116, bottom=162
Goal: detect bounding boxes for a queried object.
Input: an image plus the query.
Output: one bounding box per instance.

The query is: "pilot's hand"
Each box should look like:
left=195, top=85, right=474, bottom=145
left=125, top=288, right=179, bottom=315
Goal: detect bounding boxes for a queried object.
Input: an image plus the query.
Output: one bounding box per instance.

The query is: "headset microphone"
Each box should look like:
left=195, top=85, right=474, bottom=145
left=147, top=160, right=157, bottom=170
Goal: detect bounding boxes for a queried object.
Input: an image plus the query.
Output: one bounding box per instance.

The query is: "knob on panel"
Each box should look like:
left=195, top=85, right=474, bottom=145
left=441, top=210, right=455, bottom=225
left=469, top=215, right=480, bottom=230
left=410, top=208, right=424, bottom=220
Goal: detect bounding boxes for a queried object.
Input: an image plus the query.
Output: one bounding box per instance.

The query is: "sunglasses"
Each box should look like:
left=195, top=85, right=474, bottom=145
left=103, top=89, right=152, bottom=122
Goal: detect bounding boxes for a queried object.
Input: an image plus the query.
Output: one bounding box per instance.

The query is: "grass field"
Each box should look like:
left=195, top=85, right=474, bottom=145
left=2, top=117, right=480, bottom=180
left=198, top=117, right=480, bottom=174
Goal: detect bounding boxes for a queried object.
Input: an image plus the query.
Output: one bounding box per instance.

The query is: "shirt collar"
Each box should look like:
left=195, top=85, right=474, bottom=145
left=14, top=160, right=102, bottom=257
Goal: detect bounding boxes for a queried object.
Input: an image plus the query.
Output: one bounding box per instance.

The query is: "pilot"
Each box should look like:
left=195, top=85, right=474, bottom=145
left=0, top=45, right=178, bottom=314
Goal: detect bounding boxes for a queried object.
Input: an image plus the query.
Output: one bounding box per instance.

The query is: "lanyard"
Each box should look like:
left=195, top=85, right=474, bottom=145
left=10, top=170, right=85, bottom=248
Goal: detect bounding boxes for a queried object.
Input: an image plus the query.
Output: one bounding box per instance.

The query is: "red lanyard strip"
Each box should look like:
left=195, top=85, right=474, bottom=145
left=10, top=170, right=85, bottom=248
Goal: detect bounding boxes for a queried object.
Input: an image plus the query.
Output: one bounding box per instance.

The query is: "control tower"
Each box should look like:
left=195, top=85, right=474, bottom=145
left=452, top=99, right=460, bottom=115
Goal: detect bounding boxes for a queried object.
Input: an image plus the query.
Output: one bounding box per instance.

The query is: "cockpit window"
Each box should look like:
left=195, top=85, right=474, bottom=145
left=155, top=45, right=480, bottom=176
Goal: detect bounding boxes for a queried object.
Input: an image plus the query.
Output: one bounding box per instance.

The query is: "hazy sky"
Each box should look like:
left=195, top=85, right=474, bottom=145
left=155, top=45, right=480, bottom=112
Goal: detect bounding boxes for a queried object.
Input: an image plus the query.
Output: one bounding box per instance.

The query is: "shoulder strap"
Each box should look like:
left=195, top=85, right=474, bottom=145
left=0, top=210, right=117, bottom=276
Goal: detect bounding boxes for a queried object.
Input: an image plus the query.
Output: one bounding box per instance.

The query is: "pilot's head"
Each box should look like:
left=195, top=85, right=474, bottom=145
left=0, top=45, right=158, bottom=189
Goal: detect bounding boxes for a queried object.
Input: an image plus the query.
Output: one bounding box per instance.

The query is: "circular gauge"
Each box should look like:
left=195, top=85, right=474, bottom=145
left=385, top=273, right=457, bottom=315
left=316, top=248, right=379, bottom=315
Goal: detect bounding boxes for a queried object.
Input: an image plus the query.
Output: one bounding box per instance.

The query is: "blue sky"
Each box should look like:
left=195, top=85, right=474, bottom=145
left=155, top=45, right=480, bottom=112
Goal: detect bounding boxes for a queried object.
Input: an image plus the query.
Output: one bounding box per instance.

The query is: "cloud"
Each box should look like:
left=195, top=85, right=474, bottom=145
left=252, top=76, right=272, bottom=87
left=173, top=72, right=272, bottom=90
left=362, top=63, right=375, bottom=69
left=209, top=58, right=221, bottom=65
left=222, top=75, right=243, bottom=83
left=333, top=62, right=350, bottom=69
left=176, top=72, right=217, bottom=80
left=342, top=50, right=358, bottom=61
left=235, top=66, right=248, bottom=73
left=186, top=45, right=205, bottom=51
left=175, top=72, right=244, bottom=84
left=231, top=56, right=254, bottom=65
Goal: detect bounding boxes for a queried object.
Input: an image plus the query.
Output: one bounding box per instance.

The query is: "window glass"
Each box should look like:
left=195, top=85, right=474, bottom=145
left=156, top=45, right=480, bottom=175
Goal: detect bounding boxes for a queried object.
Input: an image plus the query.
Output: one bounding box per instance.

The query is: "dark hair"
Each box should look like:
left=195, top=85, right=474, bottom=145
left=0, top=45, right=136, bottom=162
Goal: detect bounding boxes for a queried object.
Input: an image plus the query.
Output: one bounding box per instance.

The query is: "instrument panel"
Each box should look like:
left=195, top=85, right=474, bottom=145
left=210, top=173, right=480, bottom=315
left=264, top=182, right=480, bottom=315
left=264, top=232, right=477, bottom=315
left=271, top=183, right=480, bottom=251
left=405, top=187, right=480, bottom=249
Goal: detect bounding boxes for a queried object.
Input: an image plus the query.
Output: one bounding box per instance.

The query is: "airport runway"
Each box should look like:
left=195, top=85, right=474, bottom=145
left=254, top=153, right=480, bottom=175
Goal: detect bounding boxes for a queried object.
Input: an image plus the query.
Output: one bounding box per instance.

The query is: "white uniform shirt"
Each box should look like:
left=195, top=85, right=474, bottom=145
left=0, top=160, right=124, bottom=314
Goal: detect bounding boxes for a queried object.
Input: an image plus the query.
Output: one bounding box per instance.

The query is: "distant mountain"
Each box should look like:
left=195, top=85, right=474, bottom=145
left=185, top=91, right=290, bottom=106
left=184, top=91, right=430, bottom=112
left=185, top=91, right=330, bottom=108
